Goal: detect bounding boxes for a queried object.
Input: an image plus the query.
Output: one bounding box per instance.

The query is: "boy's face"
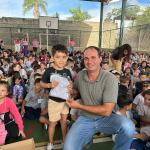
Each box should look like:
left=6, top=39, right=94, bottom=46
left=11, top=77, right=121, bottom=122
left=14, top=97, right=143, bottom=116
left=140, top=75, right=147, bottom=81
left=15, top=79, right=21, bottom=85
left=52, top=52, right=68, bottom=70
left=35, top=82, right=41, bottom=90
left=144, top=94, right=150, bottom=107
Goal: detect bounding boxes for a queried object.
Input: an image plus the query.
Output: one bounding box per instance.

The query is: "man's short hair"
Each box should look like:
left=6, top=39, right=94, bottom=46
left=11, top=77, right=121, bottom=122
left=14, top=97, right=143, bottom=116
left=84, top=46, right=101, bottom=57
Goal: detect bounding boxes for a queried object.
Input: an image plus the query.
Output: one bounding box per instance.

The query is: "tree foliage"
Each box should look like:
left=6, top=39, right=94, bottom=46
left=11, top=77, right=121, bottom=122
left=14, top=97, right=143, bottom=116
left=68, top=7, right=91, bottom=21
left=105, top=5, right=140, bottom=21
left=23, top=0, right=48, bottom=18
left=135, top=6, right=150, bottom=25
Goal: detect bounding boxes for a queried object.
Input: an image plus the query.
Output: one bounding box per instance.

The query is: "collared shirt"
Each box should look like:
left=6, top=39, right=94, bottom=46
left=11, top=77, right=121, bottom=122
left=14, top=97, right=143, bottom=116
left=75, top=69, right=118, bottom=118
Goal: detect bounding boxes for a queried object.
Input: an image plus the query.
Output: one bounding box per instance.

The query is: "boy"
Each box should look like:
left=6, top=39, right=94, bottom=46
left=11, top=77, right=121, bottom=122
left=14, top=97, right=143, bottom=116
left=21, top=78, right=47, bottom=120
left=40, top=44, right=72, bottom=150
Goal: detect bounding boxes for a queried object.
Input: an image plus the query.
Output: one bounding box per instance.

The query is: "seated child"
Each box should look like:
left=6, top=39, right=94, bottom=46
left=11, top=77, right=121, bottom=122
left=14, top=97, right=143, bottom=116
left=132, top=81, right=150, bottom=127
left=21, top=78, right=47, bottom=120
left=131, top=89, right=150, bottom=150
left=138, top=89, right=150, bottom=141
left=12, top=75, right=24, bottom=104
left=0, top=80, right=26, bottom=145
left=133, top=81, right=150, bottom=113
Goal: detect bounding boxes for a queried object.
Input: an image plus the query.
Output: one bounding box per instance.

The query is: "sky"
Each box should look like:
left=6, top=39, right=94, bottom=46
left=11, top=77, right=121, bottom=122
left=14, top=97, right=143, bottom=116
left=0, top=0, right=149, bottom=22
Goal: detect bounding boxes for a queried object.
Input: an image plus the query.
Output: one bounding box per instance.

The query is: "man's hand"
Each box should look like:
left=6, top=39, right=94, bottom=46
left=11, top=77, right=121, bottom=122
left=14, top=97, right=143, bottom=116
left=67, top=81, right=73, bottom=95
left=66, top=98, right=81, bottom=109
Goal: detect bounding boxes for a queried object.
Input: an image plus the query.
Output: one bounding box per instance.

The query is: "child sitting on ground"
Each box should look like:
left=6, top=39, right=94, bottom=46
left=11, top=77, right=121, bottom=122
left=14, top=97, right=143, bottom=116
left=131, top=89, right=150, bottom=150
left=21, top=78, right=47, bottom=120
left=138, top=89, right=150, bottom=141
left=12, top=74, right=24, bottom=104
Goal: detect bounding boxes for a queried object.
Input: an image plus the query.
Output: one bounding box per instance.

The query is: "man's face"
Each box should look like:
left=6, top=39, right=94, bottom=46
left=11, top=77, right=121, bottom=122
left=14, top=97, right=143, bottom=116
left=84, top=48, right=101, bottom=72
left=52, top=52, right=68, bottom=70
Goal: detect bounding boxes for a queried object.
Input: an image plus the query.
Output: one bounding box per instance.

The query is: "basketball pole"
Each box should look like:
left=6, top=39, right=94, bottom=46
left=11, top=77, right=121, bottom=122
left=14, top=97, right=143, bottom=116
left=46, top=28, right=49, bottom=51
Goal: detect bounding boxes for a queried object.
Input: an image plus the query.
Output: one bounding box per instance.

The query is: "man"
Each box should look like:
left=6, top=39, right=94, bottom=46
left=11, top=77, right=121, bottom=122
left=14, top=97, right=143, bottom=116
left=64, top=46, right=135, bottom=150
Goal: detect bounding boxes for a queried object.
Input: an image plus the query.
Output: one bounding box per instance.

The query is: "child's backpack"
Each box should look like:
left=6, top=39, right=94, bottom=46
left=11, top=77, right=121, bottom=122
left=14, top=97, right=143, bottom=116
left=0, top=117, right=7, bottom=145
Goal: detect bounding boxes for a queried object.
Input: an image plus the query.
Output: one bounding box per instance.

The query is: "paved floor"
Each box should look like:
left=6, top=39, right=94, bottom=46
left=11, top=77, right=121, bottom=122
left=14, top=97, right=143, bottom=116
left=35, top=137, right=113, bottom=150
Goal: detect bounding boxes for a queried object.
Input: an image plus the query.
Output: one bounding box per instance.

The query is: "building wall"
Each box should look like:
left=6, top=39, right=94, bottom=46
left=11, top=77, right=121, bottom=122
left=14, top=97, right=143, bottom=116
left=0, top=17, right=117, bottom=50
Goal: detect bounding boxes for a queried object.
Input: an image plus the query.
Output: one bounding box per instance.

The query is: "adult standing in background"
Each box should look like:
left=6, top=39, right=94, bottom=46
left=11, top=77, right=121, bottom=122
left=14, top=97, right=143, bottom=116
left=64, top=46, right=135, bottom=150
left=14, top=38, right=21, bottom=53
left=68, top=38, right=76, bottom=54
left=32, top=39, right=39, bottom=54
left=22, top=37, right=29, bottom=56
left=110, top=44, right=132, bottom=74
left=0, top=39, right=4, bottom=51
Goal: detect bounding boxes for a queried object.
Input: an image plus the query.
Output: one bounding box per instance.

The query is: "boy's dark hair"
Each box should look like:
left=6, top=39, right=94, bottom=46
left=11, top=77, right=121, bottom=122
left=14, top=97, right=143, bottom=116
left=34, top=78, right=41, bottom=85
left=12, top=71, right=22, bottom=84
left=142, top=89, right=150, bottom=97
left=51, top=44, right=68, bottom=56
left=120, top=76, right=129, bottom=84
left=84, top=46, right=101, bottom=57
left=117, top=94, right=133, bottom=108
left=142, top=81, right=150, bottom=89
left=140, top=72, right=148, bottom=77
left=34, top=73, right=42, bottom=79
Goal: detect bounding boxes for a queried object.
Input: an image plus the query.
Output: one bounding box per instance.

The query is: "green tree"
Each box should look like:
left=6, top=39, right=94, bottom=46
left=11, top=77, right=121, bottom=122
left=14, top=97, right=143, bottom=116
left=105, top=5, right=140, bottom=21
left=23, top=0, right=48, bottom=18
left=68, top=7, right=91, bottom=21
left=135, top=6, right=150, bottom=25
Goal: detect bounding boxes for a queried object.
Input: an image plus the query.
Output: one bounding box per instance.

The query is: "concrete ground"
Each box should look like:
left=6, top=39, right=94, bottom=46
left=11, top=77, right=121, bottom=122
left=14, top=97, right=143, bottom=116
left=35, top=136, right=112, bottom=150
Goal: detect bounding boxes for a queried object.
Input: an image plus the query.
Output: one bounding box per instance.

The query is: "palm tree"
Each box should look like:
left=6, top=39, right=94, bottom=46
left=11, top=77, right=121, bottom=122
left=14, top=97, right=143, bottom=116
left=23, top=0, right=48, bottom=18
left=68, top=7, right=91, bottom=22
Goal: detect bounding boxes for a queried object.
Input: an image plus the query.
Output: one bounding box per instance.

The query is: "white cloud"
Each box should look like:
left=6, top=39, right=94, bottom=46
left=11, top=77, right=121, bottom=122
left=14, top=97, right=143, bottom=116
left=108, top=0, right=121, bottom=3
left=60, top=14, right=71, bottom=20
left=87, top=9, right=100, bottom=22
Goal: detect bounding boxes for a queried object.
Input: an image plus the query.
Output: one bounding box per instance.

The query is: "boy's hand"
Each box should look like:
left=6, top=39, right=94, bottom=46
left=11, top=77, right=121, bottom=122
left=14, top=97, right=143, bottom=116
left=66, top=98, right=81, bottom=109
left=21, top=107, right=25, bottom=115
left=51, top=80, right=59, bottom=88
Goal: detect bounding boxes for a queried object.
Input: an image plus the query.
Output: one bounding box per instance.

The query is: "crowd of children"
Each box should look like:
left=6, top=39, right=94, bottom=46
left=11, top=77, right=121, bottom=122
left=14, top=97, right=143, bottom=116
left=0, top=41, right=149, bottom=150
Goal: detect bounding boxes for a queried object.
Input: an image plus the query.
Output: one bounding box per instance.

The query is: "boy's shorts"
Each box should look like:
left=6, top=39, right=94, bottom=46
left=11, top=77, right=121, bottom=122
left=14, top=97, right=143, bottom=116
left=24, top=106, right=41, bottom=120
left=48, top=99, right=69, bottom=122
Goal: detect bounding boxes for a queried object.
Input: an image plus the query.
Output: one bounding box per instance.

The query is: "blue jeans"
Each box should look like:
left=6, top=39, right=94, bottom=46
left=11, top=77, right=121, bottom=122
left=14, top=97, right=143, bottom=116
left=64, top=113, right=135, bottom=150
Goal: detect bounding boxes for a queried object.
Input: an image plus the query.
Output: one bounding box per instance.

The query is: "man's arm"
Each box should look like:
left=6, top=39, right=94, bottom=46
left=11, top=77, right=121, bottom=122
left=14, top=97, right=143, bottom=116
left=66, top=99, right=115, bottom=117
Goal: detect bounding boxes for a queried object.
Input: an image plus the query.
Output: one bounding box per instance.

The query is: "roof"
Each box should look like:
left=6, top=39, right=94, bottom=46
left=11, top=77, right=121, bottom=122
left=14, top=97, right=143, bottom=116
left=81, top=0, right=111, bottom=3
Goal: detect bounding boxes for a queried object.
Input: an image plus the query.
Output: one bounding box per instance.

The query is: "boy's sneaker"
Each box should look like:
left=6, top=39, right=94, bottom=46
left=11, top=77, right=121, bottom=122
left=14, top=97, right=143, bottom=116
left=44, top=123, right=48, bottom=130
left=47, top=143, right=54, bottom=150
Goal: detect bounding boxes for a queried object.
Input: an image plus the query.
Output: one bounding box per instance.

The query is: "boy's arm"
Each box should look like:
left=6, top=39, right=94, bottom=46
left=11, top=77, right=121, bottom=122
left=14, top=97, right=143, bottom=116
left=21, top=99, right=27, bottom=114
left=140, top=116, right=150, bottom=125
left=40, top=81, right=51, bottom=89
left=40, top=80, right=59, bottom=89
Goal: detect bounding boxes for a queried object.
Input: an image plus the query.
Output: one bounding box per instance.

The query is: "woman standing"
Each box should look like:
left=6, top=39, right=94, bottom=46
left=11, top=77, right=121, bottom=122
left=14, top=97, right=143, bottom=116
left=110, top=44, right=132, bottom=74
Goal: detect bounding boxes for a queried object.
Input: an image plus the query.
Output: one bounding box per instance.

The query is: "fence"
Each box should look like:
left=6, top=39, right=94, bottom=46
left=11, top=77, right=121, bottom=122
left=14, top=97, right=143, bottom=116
left=0, top=24, right=149, bottom=52
left=102, top=24, right=150, bottom=52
